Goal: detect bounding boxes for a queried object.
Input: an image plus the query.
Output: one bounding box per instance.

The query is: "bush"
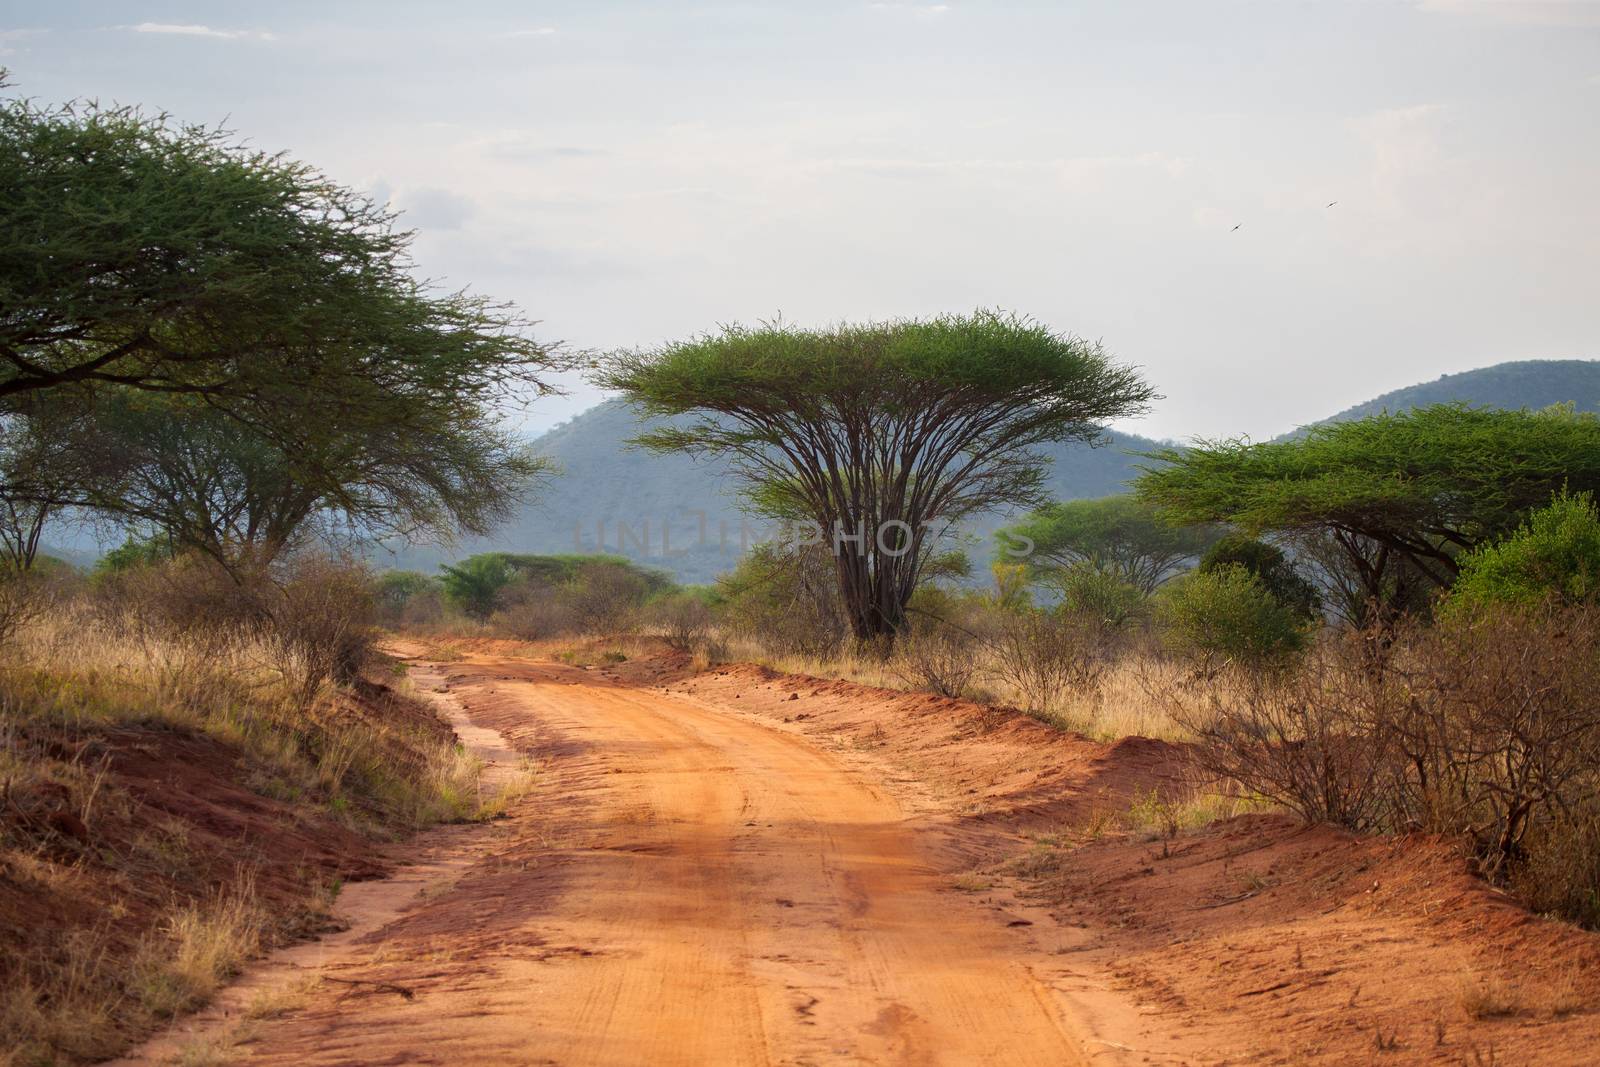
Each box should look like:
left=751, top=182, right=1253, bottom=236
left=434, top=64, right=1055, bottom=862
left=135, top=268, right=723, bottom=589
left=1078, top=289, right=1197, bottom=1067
left=1157, top=566, right=1308, bottom=673
left=372, top=570, right=437, bottom=626
left=987, top=609, right=1111, bottom=714
left=1447, top=491, right=1600, bottom=615
left=718, top=543, right=847, bottom=657
left=93, top=536, right=173, bottom=576
left=648, top=590, right=714, bottom=651
left=1044, top=563, right=1146, bottom=629
left=0, top=572, right=51, bottom=646
left=267, top=556, right=376, bottom=707
left=1391, top=607, right=1600, bottom=883
left=892, top=620, right=983, bottom=698
left=1161, top=633, right=1399, bottom=831
left=1199, top=535, right=1320, bottom=621
left=562, top=560, right=653, bottom=634
left=439, top=555, right=512, bottom=621
left=1156, top=603, right=1600, bottom=927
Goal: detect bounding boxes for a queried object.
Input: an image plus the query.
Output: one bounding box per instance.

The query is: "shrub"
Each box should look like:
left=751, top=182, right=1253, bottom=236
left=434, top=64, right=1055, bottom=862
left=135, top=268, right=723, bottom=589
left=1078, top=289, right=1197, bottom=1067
left=892, top=620, right=983, bottom=698
left=1044, top=562, right=1146, bottom=629
left=1157, top=566, right=1307, bottom=673
left=1156, top=602, right=1600, bottom=927
left=1447, top=491, right=1600, bottom=615
left=1390, top=606, right=1600, bottom=882
left=488, top=596, right=572, bottom=640
left=1199, top=535, right=1320, bottom=621
left=372, top=571, right=437, bottom=626
left=987, top=609, right=1111, bottom=714
left=439, top=555, right=512, bottom=621
left=93, top=536, right=174, bottom=576
left=648, top=590, right=714, bottom=651
left=0, top=571, right=50, bottom=645
left=267, top=556, right=376, bottom=706
left=562, top=560, right=653, bottom=634
left=718, top=543, right=847, bottom=657
left=1160, top=633, right=1399, bottom=831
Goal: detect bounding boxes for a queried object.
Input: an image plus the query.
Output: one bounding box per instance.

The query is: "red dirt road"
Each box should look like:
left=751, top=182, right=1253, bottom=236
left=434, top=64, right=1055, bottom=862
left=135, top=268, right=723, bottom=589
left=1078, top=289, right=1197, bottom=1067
left=222, top=651, right=1150, bottom=1066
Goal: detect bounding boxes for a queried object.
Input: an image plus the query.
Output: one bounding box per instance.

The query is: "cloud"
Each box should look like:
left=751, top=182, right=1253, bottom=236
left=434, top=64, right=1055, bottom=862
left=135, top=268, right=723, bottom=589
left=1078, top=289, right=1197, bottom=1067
left=468, top=132, right=608, bottom=164
left=0, top=28, right=47, bottom=56
left=504, top=27, right=558, bottom=37
left=1417, top=0, right=1600, bottom=27
left=866, top=3, right=952, bottom=16
left=396, top=187, right=476, bottom=232
left=119, top=23, right=277, bottom=42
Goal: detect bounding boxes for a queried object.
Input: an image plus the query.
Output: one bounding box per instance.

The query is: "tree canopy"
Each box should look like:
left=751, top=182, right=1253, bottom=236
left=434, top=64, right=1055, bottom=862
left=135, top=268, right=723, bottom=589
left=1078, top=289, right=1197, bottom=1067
left=1448, top=492, right=1600, bottom=615
left=37, top=389, right=543, bottom=569
left=0, top=90, right=553, bottom=418
left=996, top=494, right=1217, bottom=594
left=1136, top=405, right=1600, bottom=619
left=0, top=80, right=560, bottom=565
left=599, top=311, right=1155, bottom=644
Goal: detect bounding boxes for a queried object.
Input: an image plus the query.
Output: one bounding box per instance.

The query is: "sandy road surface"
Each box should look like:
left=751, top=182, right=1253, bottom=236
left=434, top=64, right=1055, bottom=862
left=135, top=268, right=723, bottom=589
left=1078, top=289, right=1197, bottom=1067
left=228, top=652, right=1107, bottom=1066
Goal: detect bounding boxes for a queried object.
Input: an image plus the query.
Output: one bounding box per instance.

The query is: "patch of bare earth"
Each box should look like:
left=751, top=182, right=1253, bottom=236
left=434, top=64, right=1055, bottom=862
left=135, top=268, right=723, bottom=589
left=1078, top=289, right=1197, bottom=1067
left=628, top=645, right=1600, bottom=1065
left=122, top=636, right=1600, bottom=1065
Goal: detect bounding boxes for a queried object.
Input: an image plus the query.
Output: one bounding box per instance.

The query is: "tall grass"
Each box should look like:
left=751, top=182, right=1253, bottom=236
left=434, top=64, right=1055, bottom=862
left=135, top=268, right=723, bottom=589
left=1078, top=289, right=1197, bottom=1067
left=720, top=632, right=1192, bottom=741
left=0, top=560, right=497, bottom=1066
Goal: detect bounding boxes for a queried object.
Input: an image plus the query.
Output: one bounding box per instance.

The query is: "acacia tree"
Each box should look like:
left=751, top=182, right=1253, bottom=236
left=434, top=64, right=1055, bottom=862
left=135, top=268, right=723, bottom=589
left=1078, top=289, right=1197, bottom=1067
left=600, top=312, right=1155, bottom=646
left=51, top=389, right=542, bottom=571
left=0, top=80, right=560, bottom=559
left=1136, top=404, right=1600, bottom=623
left=0, top=391, right=118, bottom=571
left=0, top=88, right=550, bottom=416
left=996, top=493, right=1218, bottom=594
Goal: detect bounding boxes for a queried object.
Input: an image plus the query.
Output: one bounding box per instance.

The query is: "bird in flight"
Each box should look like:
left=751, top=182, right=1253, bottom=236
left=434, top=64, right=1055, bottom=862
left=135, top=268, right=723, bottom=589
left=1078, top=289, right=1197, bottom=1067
left=1230, top=224, right=1241, bottom=232
left=1326, top=201, right=1338, bottom=207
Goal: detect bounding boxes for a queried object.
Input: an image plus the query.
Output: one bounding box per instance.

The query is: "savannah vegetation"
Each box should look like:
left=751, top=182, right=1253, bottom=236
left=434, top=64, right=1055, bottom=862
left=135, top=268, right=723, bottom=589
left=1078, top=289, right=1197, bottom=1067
left=0, top=76, right=557, bottom=1064
left=6, top=66, right=1600, bottom=1065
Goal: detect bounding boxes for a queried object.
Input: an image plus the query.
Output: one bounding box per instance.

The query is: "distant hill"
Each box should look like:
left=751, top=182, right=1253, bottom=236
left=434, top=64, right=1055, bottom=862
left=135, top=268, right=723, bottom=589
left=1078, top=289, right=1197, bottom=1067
left=1314, top=359, right=1600, bottom=426
left=19, top=356, right=1539, bottom=581
left=384, top=358, right=1600, bottom=582
left=382, top=399, right=1167, bottom=583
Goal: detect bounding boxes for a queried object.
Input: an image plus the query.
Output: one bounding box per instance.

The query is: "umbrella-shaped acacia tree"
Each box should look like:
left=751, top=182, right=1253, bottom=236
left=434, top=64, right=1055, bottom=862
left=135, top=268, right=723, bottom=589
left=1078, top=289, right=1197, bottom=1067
left=599, top=311, right=1155, bottom=648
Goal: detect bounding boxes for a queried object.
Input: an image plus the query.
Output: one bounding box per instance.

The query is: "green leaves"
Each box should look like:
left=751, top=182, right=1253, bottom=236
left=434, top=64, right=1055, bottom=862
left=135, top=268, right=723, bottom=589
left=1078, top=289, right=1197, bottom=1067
left=997, top=494, right=1218, bottom=595
left=600, top=310, right=1154, bottom=643
left=1448, top=492, right=1600, bottom=615
left=1137, top=404, right=1600, bottom=590
left=0, top=82, right=560, bottom=563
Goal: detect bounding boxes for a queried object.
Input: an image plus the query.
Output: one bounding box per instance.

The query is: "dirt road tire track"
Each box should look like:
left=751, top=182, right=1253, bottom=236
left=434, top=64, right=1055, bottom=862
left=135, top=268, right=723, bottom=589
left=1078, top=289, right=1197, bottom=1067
left=234, top=653, right=1115, bottom=1066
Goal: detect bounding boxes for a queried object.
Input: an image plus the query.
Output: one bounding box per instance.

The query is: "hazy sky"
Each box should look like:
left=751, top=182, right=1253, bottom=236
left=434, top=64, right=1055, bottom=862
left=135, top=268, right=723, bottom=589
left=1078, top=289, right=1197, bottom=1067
left=4, top=1, right=1598, bottom=441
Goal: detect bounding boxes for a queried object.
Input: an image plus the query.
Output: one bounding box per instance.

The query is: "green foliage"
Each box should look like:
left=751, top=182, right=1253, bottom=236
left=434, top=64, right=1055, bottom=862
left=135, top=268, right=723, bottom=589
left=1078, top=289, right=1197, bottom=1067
left=602, top=311, right=1155, bottom=644
left=1448, top=492, right=1600, bottom=615
left=1199, top=535, right=1320, bottom=621
left=439, top=556, right=512, bottom=621
left=374, top=570, right=437, bottom=610
left=0, top=81, right=557, bottom=565
left=718, top=543, right=847, bottom=656
left=0, top=85, right=555, bottom=411
left=438, top=552, right=674, bottom=629
left=94, top=537, right=173, bottom=576
left=1157, top=567, right=1307, bottom=671
left=990, top=561, right=1032, bottom=612
left=1044, top=563, right=1147, bottom=629
left=1138, top=404, right=1600, bottom=620
left=998, top=494, right=1218, bottom=594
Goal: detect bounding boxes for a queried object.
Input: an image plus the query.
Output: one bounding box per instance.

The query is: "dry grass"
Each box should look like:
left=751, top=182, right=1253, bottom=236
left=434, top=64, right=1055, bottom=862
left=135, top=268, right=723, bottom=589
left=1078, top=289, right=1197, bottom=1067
left=726, top=634, right=1193, bottom=741
left=129, top=881, right=266, bottom=1019
left=473, top=757, right=540, bottom=821
left=1456, top=971, right=1524, bottom=1020
left=1, top=594, right=502, bottom=1066
left=244, top=975, right=319, bottom=1021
